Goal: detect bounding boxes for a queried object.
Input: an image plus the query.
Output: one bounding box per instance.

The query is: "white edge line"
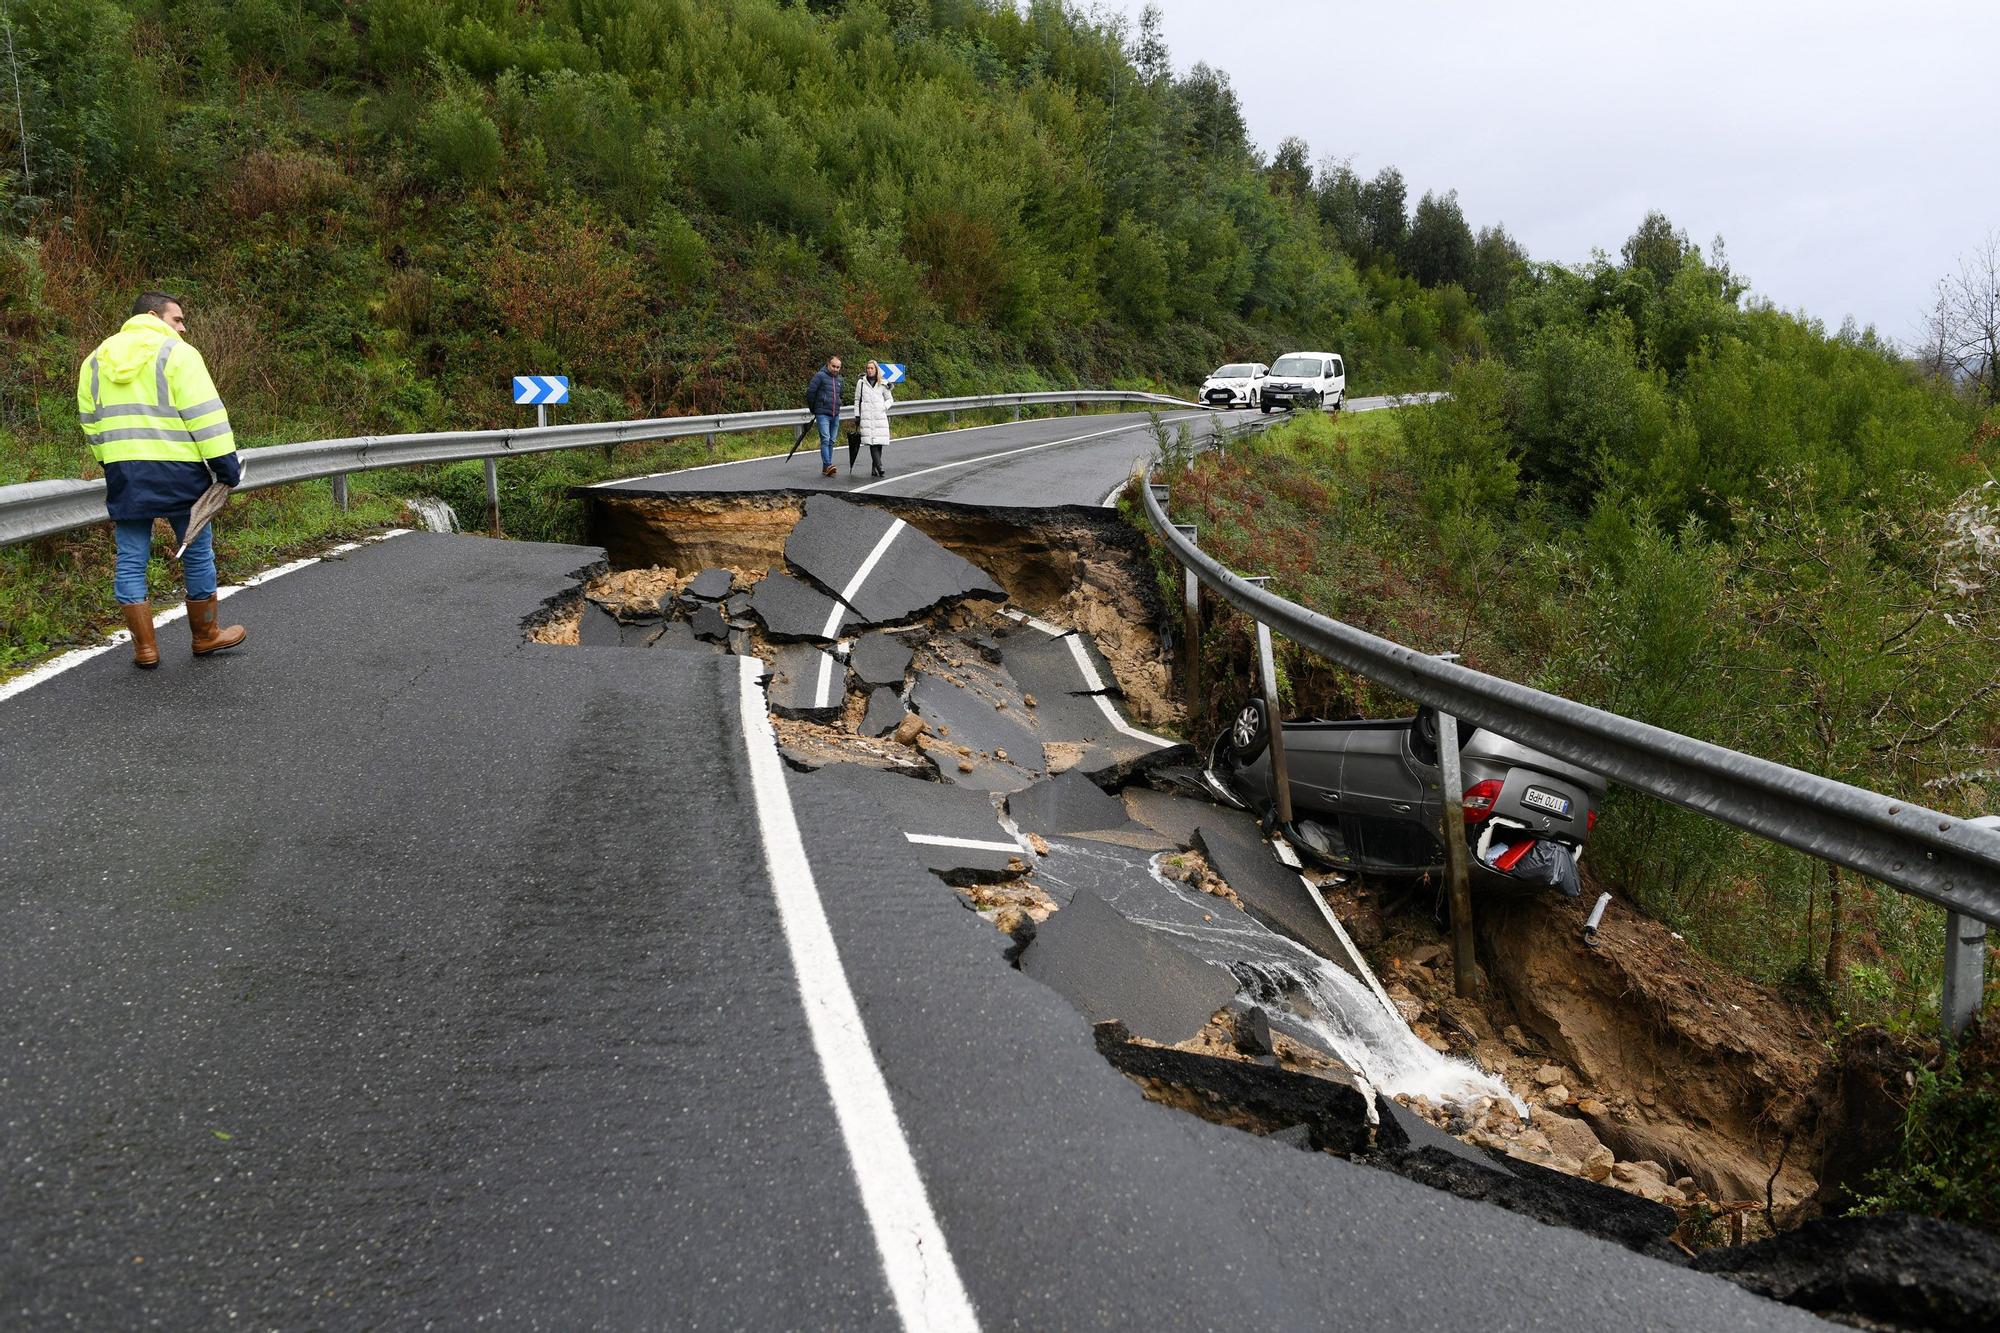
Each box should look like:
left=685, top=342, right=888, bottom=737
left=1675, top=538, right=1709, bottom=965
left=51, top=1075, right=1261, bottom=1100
left=590, top=413, right=1061, bottom=488
left=850, top=414, right=1205, bottom=496
left=905, top=833, right=1023, bottom=854
left=813, top=518, right=908, bottom=708
left=1295, top=866, right=1399, bottom=1018
left=996, top=610, right=1175, bottom=750
left=734, top=656, right=980, bottom=1332
left=0, top=530, right=412, bottom=705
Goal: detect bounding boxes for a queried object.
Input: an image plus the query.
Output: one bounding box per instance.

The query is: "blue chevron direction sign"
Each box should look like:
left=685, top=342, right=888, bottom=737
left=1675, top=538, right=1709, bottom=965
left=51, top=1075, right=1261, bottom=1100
left=880, top=363, right=906, bottom=385
left=512, top=375, right=570, bottom=406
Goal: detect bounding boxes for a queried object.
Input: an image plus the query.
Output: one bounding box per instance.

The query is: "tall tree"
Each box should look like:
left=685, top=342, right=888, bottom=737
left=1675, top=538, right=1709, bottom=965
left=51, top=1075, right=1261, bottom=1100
left=1314, top=156, right=1365, bottom=253
left=1921, top=231, right=2000, bottom=405
left=1468, top=223, right=1527, bottom=312
left=1622, top=209, right=1693, bottom=287
left=1268, top=135, right=1311, bottom=203
left=1359, top=165, right=1406, bottom=260
left=1404, top=188, right=1475, bottom=288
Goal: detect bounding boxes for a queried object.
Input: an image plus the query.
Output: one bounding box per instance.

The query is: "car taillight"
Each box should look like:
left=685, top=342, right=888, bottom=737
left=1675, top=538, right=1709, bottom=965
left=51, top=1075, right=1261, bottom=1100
left=1462, top=779, right=1503, bottom=823
left=1586, top=809, right=1598, bottom=832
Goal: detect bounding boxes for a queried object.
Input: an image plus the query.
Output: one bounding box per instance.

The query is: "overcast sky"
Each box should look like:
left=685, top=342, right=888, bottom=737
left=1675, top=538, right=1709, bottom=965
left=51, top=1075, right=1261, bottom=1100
left=1120, top=0, right=1999, bottom=347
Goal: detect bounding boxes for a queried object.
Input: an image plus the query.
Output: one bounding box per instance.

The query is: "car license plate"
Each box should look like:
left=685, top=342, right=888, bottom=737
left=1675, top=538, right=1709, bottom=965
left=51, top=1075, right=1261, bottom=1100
left=1522, top=787, right=1572, bottom=818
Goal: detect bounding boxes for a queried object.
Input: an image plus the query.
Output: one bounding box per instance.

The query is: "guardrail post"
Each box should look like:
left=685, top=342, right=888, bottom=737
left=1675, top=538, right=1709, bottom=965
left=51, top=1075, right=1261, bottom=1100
left=1012, top=405, right=1023, bottom=422
left=1437, top=709, right=1481, bottom=997
left=330, top=474, right=348, bottom=512
left=948, top=410, right=958, bottom=427
left=1243, top=576, right=1293, bottom=830
left=705, top=432, right=717, bottom=456
left=483, top=458, right=501, bottom=534
left=1173, top=524, right=1201, bottom=724
left=1942, top=910, right=1988, bottom=1042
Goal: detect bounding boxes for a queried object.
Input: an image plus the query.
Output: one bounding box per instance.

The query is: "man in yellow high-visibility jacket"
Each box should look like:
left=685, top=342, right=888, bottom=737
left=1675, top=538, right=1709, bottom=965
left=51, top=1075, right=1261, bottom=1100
left=78, top=292, right=247, bottom=668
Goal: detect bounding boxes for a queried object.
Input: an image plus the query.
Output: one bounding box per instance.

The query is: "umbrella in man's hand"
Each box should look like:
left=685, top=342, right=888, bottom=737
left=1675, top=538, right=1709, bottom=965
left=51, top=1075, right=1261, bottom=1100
left=172, top=482, right=233, bottom=559
left=786, top=418, right=813, bottom=461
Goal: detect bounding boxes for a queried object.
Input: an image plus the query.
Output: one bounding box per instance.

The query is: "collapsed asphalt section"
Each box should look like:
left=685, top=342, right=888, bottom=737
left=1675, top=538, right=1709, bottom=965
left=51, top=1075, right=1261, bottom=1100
left=546, top=491, right=1999, bottom=1331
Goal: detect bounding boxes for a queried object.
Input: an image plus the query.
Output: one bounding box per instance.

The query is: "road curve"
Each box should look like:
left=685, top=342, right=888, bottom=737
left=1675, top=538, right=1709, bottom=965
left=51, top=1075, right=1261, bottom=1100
left=2, top=409, right=1821, bottom=1330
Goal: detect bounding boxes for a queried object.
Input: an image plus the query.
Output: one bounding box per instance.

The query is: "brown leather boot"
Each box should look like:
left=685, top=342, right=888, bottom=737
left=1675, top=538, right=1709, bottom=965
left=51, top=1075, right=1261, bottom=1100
left=120, top=603, right=160, bottom=669
left=187, top=596, right=246, bottom=656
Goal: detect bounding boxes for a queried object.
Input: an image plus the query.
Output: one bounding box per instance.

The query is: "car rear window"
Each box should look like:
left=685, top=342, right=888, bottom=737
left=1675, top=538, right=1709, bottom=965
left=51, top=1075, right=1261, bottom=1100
left=1271, top=355, right=1320, bottom=375
left=1213, top=364, right=1255, bottom=377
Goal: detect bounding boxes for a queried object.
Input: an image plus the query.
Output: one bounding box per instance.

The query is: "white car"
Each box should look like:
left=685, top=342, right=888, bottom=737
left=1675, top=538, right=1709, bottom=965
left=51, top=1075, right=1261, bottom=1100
left=1199, top=362, right=1268, bottom=409
left=1261, top=352, right=1346, bottom=413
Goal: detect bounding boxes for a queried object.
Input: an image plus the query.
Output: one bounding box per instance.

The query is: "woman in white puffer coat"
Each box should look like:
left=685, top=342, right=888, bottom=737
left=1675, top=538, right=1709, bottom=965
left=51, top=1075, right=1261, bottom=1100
left=855, top=359, right=894, bottom=477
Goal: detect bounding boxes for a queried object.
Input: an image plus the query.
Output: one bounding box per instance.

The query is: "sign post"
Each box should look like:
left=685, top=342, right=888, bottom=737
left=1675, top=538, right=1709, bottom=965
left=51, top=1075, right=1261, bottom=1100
left=506, top=376, right=570, bottom=533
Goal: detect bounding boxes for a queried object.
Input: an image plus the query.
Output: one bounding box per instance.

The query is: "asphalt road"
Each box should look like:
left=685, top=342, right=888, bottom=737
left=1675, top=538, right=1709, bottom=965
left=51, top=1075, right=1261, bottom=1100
left=2, top=406, right=1825, bottom=1329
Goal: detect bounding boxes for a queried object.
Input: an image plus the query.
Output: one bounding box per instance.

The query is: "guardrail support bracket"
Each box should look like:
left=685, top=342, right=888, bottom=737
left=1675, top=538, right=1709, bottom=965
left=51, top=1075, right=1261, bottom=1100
left=483, top=457, right=501, bottom=535
left=1173, top=524, right=1200, bottom=723
left=1943, top=909, right=1989, bottom=1042
left=1437, top=710, right=1482, bottom=998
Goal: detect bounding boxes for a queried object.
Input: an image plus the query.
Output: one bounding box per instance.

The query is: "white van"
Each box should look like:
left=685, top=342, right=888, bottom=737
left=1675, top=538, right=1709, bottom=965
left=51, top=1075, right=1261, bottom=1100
left=1261, top=352, right=1346, bottom=413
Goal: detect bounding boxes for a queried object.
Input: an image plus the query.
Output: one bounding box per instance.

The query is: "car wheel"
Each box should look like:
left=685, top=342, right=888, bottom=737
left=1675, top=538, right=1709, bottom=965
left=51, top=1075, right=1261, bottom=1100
left=1227, top=697, right=1270, bottom=762
left=1330, top=393, right=1343, bottom=413
left=1259, top=402, right=1271, bottom=414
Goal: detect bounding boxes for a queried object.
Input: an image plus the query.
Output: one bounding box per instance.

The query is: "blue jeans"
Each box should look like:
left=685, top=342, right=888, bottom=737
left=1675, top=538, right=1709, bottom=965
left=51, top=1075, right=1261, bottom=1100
left=114, top=514, right=214, bottom=604
left=814, top=413, right=838, bottom=468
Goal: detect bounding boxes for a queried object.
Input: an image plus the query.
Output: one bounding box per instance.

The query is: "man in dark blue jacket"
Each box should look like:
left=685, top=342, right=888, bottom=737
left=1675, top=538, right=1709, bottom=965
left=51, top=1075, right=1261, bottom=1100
left=805, top=356, right=843, bottom=477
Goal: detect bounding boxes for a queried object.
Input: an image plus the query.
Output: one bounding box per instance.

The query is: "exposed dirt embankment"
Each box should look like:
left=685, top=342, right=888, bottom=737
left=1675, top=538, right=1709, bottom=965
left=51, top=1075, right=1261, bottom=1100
left=588, top=493, right=1180, bottom=725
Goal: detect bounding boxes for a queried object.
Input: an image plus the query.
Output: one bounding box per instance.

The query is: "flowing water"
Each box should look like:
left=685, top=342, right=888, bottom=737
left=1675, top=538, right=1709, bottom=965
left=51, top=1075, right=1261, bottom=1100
left=1034, top=838, right=1518, bottom=1110
left=404, top=496, right=461, bottom=533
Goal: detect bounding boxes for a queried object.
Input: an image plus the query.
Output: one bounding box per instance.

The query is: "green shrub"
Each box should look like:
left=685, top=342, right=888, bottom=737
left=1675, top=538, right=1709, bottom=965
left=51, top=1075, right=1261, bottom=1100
left=1861, top=1026, right=2000, bottom=1234
left=417, top=88, right=502, bottom=189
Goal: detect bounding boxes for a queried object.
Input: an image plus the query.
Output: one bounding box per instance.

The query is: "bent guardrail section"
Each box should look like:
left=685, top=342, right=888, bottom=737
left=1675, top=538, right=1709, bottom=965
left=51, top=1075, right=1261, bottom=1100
left=1137, top=468, right=2000, bottom=1031
left=0, top=390, right=1199, bottom=548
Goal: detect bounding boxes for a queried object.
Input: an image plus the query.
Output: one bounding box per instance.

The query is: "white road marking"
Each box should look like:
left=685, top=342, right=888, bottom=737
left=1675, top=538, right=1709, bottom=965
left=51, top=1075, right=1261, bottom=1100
left=0, top=530, right=412, bottom=705
left=997, top=610, right=1174, bottom=750
left=734, top=655, right=981, bottom=1333
left=590, top=414, right=1057, bottom=488
left=813, top=518, right=908, bottom=708
left=905, top=833, right=1023, bottom=854
left=850, top=415, right=1205, bottom=496
left=1295, top=865, right=1400, bottom=1019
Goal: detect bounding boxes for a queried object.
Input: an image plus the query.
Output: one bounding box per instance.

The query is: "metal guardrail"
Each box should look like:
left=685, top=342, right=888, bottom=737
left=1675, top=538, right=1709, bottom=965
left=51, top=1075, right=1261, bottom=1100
left=0, top=390, right=1199, bottom=547
left=1138, top=468, right=2000, bottom=1030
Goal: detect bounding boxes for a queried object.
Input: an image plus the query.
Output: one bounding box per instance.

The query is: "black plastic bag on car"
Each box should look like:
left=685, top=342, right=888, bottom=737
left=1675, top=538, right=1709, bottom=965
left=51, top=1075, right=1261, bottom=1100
left=1511, top=839, right=1582, bottom=898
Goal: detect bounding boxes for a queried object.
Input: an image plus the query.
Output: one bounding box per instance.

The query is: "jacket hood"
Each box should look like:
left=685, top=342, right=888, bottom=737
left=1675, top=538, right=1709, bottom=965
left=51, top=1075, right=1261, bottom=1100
left=97, top=314, right=177, bottom=385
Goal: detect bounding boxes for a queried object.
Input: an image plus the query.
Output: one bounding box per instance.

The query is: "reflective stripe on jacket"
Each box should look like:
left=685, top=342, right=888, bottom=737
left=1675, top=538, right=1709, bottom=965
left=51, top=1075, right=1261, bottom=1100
left=77, top=313, right=242, bottom=520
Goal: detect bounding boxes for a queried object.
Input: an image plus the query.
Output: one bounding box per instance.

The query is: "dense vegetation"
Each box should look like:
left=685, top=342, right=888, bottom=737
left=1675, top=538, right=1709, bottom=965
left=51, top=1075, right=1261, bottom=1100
left=1162, top=222, right=1999, bottom=1032
left=1, top=0, right=1530, bottom=665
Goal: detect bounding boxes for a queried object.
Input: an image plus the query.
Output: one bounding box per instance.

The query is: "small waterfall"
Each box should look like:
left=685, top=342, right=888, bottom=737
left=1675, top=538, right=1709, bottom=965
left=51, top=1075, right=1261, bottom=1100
left=1034, top=839, right=1516, bottom=1110
left=404, top=496, right=461, bottom=533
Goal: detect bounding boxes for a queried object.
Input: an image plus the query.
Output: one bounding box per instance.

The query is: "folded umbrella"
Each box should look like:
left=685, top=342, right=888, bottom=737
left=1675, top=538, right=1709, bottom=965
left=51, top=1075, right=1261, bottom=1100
left=786, top=419, right=813, bottom=461
left=846, top=426, right=861, bottom=470
left=172, top=482, right=233, bottom=559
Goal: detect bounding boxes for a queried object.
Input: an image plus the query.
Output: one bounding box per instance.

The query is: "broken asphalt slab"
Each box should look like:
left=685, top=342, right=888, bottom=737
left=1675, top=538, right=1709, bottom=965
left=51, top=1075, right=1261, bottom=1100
left=792, top=763, right=1023, bottom=881
left=1691, top=1213, right=2000, bottom=1330
left=860, top=687, right=907, bottom=739
left=1006, top=770, right=1127, bottom=836
left=579, top=601, right=623, bottom=646
left=1094, top=1020, right=1372, bottom=1155
left=686, top=567, right=734, bottom=600
left=785, top=495, right=1004, bottom=624
left=749, top=567, right=853, bottom=641
left=1195, top=817, right=1361, bottom=980
left=690, top=603, right=729, bottom=642
left=1019, top=889, right=1238, bottom=1045
left=763, top=643, right=846, bottom=720
left=909, top=667, right=1044, bottom=792
left=846, top=631, right=915, bottom=688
